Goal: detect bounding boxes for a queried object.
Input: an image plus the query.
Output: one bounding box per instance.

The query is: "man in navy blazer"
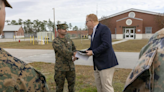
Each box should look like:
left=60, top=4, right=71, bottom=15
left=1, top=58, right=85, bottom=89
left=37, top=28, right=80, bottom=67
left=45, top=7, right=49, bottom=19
left=86, top=14, right=118, bottom=92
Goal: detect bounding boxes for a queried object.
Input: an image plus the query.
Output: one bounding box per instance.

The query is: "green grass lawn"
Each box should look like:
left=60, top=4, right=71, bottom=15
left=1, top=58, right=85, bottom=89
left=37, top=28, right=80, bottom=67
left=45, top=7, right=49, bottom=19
left=29, top=62, right=131, bottom=92
left=112, top=39, right=149, bottom=52
left=0, top=39, right=149, bottom=52
left=0, top=39, right=119, bottom=50
left=72, top=39, right=119, bottom=50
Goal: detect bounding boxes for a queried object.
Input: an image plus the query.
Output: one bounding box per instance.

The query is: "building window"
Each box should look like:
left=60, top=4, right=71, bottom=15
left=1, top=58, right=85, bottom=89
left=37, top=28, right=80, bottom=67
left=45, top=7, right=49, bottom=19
left=145, top=27, right=152, bottom=34
left=128, top=12, right=135, bottom=18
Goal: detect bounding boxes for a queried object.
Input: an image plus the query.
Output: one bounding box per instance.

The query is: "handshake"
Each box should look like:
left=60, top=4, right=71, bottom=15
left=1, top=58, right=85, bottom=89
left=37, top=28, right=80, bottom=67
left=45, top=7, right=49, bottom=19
left=72, top=50, right=93, bottom=61
left=72, top=52, right=79, bottom=61
left=72, top=52, right=78, bottom=62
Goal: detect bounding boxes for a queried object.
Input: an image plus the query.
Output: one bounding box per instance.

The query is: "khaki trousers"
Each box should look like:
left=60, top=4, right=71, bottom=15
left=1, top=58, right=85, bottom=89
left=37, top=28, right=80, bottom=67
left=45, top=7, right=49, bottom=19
left=94, top=67, right=115, bottom=92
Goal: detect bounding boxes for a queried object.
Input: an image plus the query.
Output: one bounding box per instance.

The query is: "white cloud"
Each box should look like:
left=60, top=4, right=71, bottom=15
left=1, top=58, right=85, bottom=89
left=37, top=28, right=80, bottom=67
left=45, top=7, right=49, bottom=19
left=5, top=0, right=164, bottom=29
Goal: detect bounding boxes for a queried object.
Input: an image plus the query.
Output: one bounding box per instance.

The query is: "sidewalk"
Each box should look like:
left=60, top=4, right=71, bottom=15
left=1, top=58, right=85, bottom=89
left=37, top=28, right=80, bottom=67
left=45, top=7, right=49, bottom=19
left=82, top=39, right=129, bottom=51
left=4, top=48, right=138, bottom=69
left=0, top=39, right=31, bottom=42
left=112, top=39, right=128, bottom=45
left=4, top=39, right=138, bottom=69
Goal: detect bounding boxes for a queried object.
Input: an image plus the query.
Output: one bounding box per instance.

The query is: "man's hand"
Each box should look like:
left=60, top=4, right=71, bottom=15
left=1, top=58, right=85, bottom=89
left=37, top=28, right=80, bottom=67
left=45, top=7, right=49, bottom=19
left=73, top=52, right=77, bottom=57
left=72, top=52, right=78, bottom=62
left=86, top=50, right=93, bottom=56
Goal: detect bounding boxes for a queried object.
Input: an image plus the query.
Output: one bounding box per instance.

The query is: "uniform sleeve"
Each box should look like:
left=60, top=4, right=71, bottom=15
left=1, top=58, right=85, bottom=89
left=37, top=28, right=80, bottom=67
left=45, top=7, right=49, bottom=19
left=71, top=40, right=76, bottom=52
left=0, top=49, right=49, bottom=92
left=139, top=44, right=150, bottom=59
left=52, top=40, right=73, bottom=59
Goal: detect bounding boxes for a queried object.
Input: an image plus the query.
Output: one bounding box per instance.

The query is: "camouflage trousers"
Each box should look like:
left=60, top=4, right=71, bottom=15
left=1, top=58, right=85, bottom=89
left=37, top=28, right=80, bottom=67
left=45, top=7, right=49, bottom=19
left=54, top=70, right=75, bottom=92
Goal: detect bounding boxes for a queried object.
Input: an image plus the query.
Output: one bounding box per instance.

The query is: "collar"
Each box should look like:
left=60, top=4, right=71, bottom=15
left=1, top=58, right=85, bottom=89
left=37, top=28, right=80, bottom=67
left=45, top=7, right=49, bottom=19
left=57, top=36, right=66, bottom=39
left=93, top=24, right=98, bottom=31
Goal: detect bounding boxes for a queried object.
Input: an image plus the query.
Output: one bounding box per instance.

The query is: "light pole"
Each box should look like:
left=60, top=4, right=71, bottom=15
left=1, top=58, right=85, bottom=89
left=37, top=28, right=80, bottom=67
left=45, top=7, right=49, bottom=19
left=80, top=28, right=82, bottom=44
left=96, top=4, right=98, bottom=16
left=53, top=8, right=56, bottom=38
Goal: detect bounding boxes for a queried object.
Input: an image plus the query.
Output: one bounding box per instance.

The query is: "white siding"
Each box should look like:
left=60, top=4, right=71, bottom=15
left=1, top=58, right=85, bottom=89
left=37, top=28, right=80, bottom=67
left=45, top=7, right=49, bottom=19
left=135, top=34, right=143, bottom=39
left=142, top=34, right=153, bottom=39
left=4, top=32, right=14, bottom=39
left=116, top=34, right=123, bottom=39
left=111, top=34, right=116, bottom=39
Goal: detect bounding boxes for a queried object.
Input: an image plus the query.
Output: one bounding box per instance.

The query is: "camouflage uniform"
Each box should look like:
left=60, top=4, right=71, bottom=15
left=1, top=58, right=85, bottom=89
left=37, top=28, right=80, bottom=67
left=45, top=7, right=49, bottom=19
left=0, top=48, right=49, bottom=92
left=52, top=24, right=76, bottom=92
left=0, top=1, right=49, bottom=92
left=123, top=28, right=164, bottom=92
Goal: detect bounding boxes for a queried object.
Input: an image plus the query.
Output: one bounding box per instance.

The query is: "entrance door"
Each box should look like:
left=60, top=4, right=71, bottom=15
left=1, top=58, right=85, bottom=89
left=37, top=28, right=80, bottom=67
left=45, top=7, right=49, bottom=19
left=125, top=28, right=135, bottom=39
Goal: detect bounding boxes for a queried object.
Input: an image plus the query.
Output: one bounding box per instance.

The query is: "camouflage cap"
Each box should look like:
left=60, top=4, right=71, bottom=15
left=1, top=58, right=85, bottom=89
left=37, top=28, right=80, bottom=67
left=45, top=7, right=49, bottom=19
left=4, top=0, right=12, bottom=8
left=57, top=23, right=68, bottom=30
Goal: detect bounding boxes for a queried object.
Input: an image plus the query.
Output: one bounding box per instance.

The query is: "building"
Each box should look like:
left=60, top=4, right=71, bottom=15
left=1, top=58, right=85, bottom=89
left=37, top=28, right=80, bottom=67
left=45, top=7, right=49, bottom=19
left=67, top=31, right=88, bottom=39
left=37, top=32, right=54, bottom=42
left=2, top=25, right=24, bottom=39
left=99, top=8, right=162, bottom=39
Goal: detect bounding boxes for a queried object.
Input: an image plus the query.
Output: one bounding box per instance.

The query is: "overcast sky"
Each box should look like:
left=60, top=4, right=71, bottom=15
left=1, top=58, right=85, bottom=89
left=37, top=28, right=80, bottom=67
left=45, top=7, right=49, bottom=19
left=5, top=0, right=164, bottom=29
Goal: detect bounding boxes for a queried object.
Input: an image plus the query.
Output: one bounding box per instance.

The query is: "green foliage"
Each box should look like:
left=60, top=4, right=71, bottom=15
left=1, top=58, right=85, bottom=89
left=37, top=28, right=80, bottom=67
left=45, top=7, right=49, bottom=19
left=73, top=26, right=78, bottom=31
left=5, top=19, right=82, bottom=34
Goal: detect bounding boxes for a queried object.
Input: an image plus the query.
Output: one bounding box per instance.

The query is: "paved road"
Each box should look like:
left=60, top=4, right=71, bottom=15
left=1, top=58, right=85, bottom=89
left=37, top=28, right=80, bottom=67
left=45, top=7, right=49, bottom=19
left=4, top=48, right=139, bottom=69
left=0, top=39, right=31, bottom=42
left=2, top=39, right=139, bottom=69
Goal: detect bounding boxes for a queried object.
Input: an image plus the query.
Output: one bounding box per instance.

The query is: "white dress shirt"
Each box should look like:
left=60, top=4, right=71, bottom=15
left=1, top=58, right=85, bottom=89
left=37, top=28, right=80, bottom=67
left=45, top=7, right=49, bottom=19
left=91, top=24, right=98, bottom=56
left=92, top=24, right=98, bottom=41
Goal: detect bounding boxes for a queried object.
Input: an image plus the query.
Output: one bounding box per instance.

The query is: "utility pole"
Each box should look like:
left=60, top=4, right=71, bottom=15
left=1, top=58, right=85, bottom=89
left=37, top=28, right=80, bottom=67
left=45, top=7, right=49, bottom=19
left=53, top=8, right=56, bottom=38
left=96, top=4, right=98, bottom=16
left=80, top=27, right=82, bottom=44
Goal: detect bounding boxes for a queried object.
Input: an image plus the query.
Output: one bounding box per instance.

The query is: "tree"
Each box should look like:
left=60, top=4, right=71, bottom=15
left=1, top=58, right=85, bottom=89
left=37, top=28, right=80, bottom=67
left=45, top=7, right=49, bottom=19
left=44, top=20, right=47, bottom=31
left=5, top=20, right=10, bottom=25
left=57, top=20, right=61, bottom=25
left=73, top=26, right=78, bottom=31
left=156, top=13, right=164, bottom=29
left=25, top=19, right=33, bottom=33
left=69, top=23, right=72, bottom=30
left=33, top=19, right=41, bottom=32
left=39, top=20, right=47, bottom=31
left=18, top=18, right=23, bottom=25
left=23, top=21, right=27, bottom=33
left=47, top=19, right=54, bottom=31
left=10, top=20, right=18, bottom=25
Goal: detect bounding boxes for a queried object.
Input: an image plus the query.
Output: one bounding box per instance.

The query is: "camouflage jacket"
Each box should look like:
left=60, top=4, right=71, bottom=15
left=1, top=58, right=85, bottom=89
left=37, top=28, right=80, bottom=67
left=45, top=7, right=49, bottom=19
left=52, top=37, right=76, bottom=71
left=0, top=48, right=49, bottom=92
left=123, top=28, right=164, bottom=92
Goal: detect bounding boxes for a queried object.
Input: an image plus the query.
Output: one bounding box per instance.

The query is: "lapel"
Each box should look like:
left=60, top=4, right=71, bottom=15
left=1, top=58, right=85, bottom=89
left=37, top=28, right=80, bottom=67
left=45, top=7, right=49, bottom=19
left=92, top=23, right=100, bottom=43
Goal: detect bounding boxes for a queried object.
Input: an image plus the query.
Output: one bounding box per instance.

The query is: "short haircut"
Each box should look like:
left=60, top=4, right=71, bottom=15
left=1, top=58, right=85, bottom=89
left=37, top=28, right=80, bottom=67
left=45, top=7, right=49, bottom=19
left=87, top=14, right=98, bottom=22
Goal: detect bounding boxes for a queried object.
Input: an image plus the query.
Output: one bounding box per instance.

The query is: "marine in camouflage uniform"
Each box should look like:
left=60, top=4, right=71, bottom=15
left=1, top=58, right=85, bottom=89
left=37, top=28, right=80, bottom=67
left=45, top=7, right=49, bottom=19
left=0, top=48, right=49, bottom=92
left=0, top=0, right=49, bottom=91
left=123, top=28, right=164, bottom=92
left=52, top=23, right=77, bottom=92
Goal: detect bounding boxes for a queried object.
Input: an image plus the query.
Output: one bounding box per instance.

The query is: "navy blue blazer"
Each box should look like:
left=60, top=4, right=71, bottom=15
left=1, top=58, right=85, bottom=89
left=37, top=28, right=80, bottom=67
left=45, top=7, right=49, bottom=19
left=88, top=23, right=118, bottom=70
